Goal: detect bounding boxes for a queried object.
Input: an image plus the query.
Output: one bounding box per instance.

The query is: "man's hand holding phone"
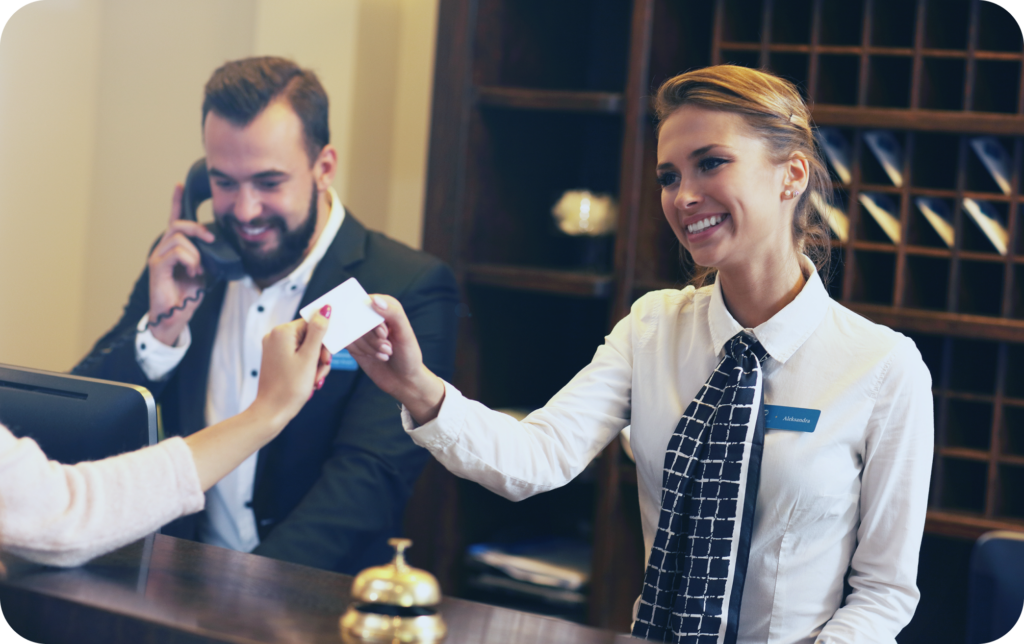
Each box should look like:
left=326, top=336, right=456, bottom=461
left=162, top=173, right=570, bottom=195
left=147, top=184, right=216, bottom=346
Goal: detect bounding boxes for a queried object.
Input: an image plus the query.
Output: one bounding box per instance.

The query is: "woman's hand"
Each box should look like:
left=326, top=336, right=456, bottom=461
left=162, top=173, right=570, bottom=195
left=347, top=295, right=446, bottom=425
left=251, top=306, right=333, bottom=430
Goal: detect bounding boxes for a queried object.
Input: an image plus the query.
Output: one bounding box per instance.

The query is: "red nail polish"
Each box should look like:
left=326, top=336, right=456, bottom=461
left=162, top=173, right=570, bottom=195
left=320, top=304, right=332, bottom=318
left=316, top=377, right=325, bottom=390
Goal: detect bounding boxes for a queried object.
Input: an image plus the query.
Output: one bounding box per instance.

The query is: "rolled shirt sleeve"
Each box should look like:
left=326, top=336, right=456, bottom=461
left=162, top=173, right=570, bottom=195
left=135, top=313, right=191, bottom=382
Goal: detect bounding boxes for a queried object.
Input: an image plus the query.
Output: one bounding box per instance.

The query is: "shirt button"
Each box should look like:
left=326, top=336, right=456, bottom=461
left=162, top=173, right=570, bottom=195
left=257, top=305, right=264, bottom=313
left=251, top=369, right=258, bottom=378
left=140, top=343, right=146, bottom=351
left=290, top=285, right=297, bottom=291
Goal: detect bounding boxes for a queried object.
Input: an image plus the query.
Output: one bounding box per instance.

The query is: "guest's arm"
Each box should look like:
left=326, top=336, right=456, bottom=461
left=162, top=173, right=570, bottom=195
left=0, top=312, right=331, bottom=567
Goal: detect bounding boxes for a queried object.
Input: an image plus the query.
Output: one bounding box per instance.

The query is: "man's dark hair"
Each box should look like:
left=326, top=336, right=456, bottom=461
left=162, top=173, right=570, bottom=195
left=202, top=56, right=329, bottom=163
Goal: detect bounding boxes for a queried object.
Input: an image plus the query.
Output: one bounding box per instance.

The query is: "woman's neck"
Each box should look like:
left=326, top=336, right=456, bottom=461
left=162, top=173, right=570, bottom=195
left=717, top=252, right=806, bottom=329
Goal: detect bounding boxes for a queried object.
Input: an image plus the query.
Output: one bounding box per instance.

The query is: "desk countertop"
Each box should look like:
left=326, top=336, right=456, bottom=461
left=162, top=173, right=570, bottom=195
left=0, top=534, right=634, bottom=643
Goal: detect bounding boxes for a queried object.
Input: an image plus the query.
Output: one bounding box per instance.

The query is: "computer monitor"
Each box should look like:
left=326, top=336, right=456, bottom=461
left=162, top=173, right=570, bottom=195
left=0, top=364, right=156, bottom=464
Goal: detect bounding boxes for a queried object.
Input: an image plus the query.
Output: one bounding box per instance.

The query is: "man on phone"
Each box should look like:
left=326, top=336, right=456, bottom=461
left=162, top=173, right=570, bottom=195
left=74, top=56, right=458, bottom=574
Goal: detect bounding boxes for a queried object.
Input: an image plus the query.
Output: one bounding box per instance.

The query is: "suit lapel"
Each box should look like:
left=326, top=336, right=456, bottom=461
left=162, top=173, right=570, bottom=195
left=296, top=210, right=368, bottom=315
left=254, top=211, right=368, bottom=486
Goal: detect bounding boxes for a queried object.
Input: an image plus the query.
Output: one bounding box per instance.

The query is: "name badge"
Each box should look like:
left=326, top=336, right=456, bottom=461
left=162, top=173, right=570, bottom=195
left=764, top=405, right=820, bottom=432
left=331, top=349, right=359, bottom=371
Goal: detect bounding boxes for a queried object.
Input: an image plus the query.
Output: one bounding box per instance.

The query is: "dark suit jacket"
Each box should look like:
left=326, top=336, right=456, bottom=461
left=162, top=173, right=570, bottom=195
left=73, top=212, right=459, bottom=574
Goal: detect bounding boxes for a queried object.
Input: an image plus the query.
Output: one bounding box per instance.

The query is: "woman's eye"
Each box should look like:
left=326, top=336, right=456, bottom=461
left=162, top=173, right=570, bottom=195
left=698, top=157, right=727, bottom=172
left=656, top=172, right=679, bottom=187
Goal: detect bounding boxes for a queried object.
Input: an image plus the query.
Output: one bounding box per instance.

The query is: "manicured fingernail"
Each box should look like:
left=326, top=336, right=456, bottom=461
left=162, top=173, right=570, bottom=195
left=320, top=304, right=332, bottom=318
left=316, top=377, right=325, bottom=390
left=372, top=296, right=388, bottom=310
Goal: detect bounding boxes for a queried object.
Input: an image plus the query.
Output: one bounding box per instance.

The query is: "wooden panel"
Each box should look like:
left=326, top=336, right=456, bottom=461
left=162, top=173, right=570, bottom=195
left=476, top=87, right=625, bottom=113
left=464, top=263, right=614, bottom=297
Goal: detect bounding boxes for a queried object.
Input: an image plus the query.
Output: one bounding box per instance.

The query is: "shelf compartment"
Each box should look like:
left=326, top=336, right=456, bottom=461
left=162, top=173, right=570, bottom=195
left=977, top=1, right=1024, bottom=53
left=972, top=60, right=1022, bottom=114
left=938, top=457, right=989, bottom=513
left=1005, top=344, right=1024, bottom=397
left=908, top=198, right=954, bottom=248
left=965, top=135, right=1015, bottom=195
left=860, top=130, right=908, bottom=187
left=815, top=55, right=860, bottom=106
left=870, top=0, right=917, bottom=48
left=911, top=133, right=959, bottom=190
left=819, top=0, right=863, bottom=46
left=1003, top=403, right=1024, bottom=456
left=996, top=464, right=1024, bottom=520
left=464, top=264, right=614, bottom=298
left=945, top=399, right=993, bottom=450
left=867, top=56, right=914, bottom=108
left=720, top=0, right=763, bottom=43
left=1014, top=265, right=1024, bottom=319
left=905, top=331, right=945, bottom=378
left=960, top=200, right=1009, bottom=255
left=850, top=250, right=897, bottom=305
left=856, top=192, right=902, bottom=243
left=476, top=87, right=625, bottom=113
left=770, top=0, right=812, bottom=44
left=949, top=337, right=1000, bottom=393
left=923, top=0, right=970, bottom=50
left=466, top=108, right=622, bottom=269
left=956, top=261, right=1005, bottom=317
left=468, top=286, right=611, bottom=410
left=904, top=255, right=950, bottom=310
left=473, top=0, right=632, bottom=92
left=920, top=58, right=966, bottom=111
left=768, top=53, right=810, bottom=99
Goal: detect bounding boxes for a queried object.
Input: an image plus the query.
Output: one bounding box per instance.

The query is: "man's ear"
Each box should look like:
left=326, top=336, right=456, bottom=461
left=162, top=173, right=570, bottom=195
left=313, top=144, right=338, bottom=192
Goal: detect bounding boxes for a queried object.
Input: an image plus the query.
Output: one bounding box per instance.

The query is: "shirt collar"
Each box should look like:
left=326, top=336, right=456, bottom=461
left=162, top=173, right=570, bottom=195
left=244, top=186, right=346, bottom=294
left=707, top=254, right=831, bottom=364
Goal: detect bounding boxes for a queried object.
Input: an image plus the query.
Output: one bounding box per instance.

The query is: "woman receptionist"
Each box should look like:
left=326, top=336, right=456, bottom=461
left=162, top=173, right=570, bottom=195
left=350, top=65, right=934, bottom=644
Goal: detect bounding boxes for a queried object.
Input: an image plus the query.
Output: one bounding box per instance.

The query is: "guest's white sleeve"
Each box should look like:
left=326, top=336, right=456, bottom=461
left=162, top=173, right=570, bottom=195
left=0, top=425, right=205, bottom=567
left=816, top=337, right=934, bottom=643
left=135, top=313, right=191, bottom=381
left=402, top=312, right=635, bottom=502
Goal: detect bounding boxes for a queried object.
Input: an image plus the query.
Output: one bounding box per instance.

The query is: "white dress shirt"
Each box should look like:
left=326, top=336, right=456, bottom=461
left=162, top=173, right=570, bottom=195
left=403, top=257, right=934, bottom=644
left=135, top=188, right=345, bottom=552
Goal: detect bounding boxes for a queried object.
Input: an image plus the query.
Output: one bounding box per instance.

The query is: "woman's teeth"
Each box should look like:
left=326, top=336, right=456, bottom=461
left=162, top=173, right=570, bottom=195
left=687, top=214, right=725, bottom=234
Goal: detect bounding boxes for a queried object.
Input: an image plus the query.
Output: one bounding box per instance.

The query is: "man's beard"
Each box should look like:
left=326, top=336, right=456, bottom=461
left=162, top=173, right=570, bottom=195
left=218, top=182, right=319, bottom=282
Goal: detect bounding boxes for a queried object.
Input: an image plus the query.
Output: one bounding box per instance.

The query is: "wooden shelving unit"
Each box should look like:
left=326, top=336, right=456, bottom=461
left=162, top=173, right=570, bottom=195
left=412, top=0, right=1024, bottom=634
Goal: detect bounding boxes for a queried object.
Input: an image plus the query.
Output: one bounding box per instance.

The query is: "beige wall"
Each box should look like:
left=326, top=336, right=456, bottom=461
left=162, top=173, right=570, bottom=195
left=0, top=0, right=438, bottom=372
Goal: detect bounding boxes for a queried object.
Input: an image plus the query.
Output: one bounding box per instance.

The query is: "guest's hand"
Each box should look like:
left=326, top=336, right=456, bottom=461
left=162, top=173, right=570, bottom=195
left=348, top=295, right=445, bottom=425
left=251, top=307, right=333, bottom=430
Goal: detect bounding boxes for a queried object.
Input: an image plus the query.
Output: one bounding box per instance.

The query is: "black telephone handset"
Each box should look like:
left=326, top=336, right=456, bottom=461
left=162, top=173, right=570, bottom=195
left=181, top=158, right=246, bottom=282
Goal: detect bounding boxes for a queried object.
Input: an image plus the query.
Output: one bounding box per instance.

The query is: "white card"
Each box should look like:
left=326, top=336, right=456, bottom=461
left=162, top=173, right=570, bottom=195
left=299, top=277, right=385, bottom=354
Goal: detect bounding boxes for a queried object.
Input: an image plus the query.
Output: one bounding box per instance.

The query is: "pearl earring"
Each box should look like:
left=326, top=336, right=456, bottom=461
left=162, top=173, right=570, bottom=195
left=784, top=189, right=793, bottom=199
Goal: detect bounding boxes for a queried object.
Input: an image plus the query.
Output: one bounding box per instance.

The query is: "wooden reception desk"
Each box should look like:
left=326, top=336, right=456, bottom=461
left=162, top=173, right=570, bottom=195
left=0, top=534, right=633, bottom=643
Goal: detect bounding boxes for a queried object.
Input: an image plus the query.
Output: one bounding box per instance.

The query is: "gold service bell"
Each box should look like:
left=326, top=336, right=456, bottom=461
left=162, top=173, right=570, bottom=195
left=340, top=538, right=447, bottom=644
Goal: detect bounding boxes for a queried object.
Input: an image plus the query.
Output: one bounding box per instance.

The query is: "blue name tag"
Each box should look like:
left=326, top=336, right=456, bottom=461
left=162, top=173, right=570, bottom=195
left=764, top=405, right=820, bottom=432
left=331, top=349, right=359, bottom=371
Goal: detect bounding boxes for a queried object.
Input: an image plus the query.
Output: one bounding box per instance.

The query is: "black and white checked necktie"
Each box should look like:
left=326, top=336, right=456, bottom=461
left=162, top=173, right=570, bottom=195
left=633, top=332, right=769, bottom=644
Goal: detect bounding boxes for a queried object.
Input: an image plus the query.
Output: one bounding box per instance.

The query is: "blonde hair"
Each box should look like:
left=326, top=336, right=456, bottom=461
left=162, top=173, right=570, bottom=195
left=654, top=65, right=834, bottom=287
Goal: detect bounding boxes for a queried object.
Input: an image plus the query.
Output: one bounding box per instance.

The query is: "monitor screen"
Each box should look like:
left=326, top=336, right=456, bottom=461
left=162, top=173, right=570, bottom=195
left=0, top=364, right=156, bottom=464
